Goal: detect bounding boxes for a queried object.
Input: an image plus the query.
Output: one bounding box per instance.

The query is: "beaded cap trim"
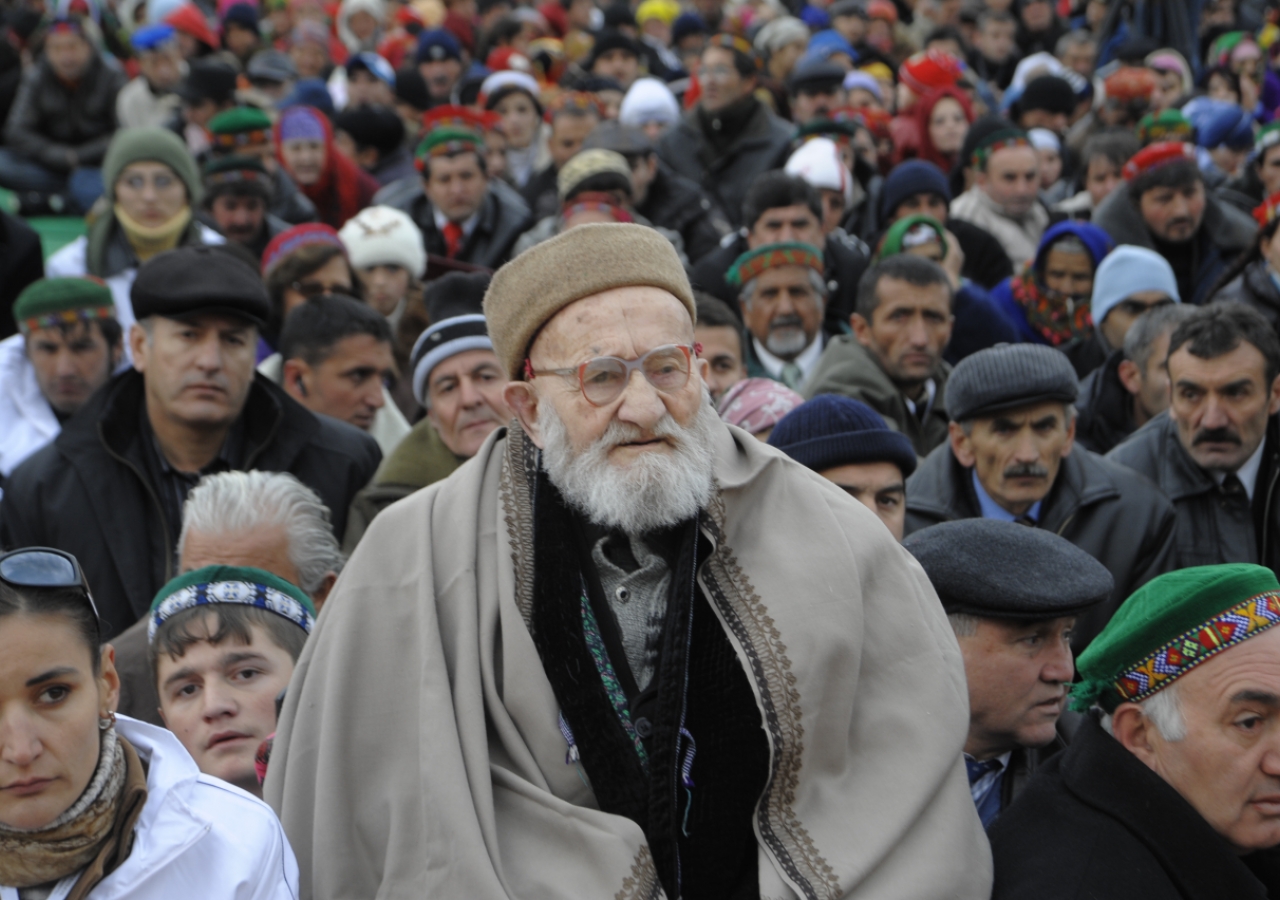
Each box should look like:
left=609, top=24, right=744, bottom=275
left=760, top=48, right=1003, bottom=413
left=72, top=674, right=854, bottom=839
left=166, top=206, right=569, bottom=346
left=1112, top=591, right=1280, bottom=704
left=20, top=306, right=114, bottom=335
left=149, top=579, right=316, bottom=641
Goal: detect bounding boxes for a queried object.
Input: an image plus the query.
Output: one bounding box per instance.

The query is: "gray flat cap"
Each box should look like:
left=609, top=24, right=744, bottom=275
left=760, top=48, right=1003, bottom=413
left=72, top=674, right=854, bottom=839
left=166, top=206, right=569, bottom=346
left=582, top=119, right=655, bottom=156
left=904, top=519, right=1113, bottom=620
left=945, top=343, right=1078, bottom=422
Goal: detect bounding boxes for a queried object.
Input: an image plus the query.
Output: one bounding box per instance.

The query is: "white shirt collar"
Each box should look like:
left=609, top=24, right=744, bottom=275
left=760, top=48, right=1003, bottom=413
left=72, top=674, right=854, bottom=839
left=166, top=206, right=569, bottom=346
left=752, top=333, right=825, bottom=381
left=903, top=378, right=938, bottom=419
left=1213, top=437, right=1268, bottom=502
left=432, top=207, right=480, bottom=237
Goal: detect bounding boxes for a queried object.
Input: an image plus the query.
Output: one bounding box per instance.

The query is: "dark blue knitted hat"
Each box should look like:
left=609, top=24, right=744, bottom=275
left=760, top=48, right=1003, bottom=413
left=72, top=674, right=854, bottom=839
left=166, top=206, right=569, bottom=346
left=879, top=159, right=951, bottom=220
left=768, top=394, right=917, bottom=476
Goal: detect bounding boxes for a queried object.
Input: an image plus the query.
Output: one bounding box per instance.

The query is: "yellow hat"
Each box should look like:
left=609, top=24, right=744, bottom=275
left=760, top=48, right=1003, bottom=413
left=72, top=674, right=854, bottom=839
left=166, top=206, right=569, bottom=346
left=636, top=0, right=680, bottom=25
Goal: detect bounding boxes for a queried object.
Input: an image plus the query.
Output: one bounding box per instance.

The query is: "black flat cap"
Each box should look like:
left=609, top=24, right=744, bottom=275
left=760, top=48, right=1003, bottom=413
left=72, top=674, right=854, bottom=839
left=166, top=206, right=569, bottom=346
left=905, top=519, right=1113, bottom=620
left=788, top=57, right=846, bottom=94
left=945, top=343, right=1078, bottom=422
left=132, top=245, right=271, bottom=326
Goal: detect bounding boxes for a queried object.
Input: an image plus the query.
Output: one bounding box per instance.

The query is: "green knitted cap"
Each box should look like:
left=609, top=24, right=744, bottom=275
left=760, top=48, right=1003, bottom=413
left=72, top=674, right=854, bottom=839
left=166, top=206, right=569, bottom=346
left=1137, top=109, right=1194, bottom=147
left=415, top=126, right=484, bottom=161
left=875, top=214, right=947, bottom=262
left=13, top=277, right=115, bottom=333
left=103, top=126, right=203, bottom=207
left=725, top=241, right=825, bottom=288
left=1071, top=564, right=1280, bottom=713
left=148, top=564, right=318, bottom=643
left=209, top=105, right=273, bottom=135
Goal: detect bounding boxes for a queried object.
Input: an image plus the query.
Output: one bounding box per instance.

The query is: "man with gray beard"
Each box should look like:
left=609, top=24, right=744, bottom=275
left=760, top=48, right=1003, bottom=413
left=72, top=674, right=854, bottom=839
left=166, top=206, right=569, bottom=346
left=265, top=223, right=991, bottom=900
left=729, top=241, right=829, bottom=390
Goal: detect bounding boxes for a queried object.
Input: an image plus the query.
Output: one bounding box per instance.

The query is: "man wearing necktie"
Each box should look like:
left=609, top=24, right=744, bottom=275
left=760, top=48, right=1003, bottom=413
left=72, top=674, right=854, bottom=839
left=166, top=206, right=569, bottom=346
left=726, top=242, right=828, bottom=391
left=904, top=343, right=1177, bottom=653
left=905, top=519, right=1113, bottom=829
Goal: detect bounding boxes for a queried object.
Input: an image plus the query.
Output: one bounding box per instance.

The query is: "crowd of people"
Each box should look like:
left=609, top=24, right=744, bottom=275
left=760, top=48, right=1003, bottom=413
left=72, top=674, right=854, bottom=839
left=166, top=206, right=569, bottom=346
left=2, top=0, right=1280, bottom=895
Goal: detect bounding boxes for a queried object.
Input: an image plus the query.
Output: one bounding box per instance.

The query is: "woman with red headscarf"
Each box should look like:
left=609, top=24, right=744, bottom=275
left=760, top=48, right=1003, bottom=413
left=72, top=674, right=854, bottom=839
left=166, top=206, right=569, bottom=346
left=275, top=105, right=379, bottom=228
left=905, top=86, right=973, bottom=171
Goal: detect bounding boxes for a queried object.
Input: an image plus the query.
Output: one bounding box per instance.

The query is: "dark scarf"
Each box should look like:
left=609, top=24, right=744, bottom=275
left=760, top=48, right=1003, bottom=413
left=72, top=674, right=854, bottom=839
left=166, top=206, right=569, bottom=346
left=524, top=448, right=770, bottom=900
left=1009, top=261, right=1095, bottom=346
left=0, top=728, right=148, bottom=898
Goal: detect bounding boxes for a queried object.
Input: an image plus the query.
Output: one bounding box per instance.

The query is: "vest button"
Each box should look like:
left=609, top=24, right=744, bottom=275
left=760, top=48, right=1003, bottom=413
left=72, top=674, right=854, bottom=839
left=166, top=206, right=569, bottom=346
left=634, top=717, right=652, bottom=738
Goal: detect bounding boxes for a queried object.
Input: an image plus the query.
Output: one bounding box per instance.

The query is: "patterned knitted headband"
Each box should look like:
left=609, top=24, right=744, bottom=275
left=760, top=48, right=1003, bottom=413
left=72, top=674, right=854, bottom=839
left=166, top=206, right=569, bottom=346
left=148, top=564, right=317, bottom=643
left=725, top=241, right=824, bottom=288
left=970, top=129, right=1031, bottom=170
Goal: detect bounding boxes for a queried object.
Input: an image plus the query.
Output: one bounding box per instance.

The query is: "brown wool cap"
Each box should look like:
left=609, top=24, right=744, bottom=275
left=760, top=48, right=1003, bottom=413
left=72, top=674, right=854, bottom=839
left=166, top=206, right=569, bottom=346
left=483, top=223, right=696, bottom=379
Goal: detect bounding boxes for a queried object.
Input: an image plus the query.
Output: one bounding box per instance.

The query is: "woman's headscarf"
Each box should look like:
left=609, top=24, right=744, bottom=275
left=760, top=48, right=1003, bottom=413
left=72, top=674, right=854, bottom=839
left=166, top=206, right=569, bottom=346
left=1008, top=220, right=1113, bottom=346
left=913, top=85, right=973, bottom=173
left=274, top=105, right=379, bottom=228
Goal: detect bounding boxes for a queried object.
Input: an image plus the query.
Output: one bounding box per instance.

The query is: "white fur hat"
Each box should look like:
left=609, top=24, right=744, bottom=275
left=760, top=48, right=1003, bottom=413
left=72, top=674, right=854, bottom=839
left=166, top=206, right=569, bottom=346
left=338, top=206, right=427, bottom=278
left=784, top=137, right=854, bottom=209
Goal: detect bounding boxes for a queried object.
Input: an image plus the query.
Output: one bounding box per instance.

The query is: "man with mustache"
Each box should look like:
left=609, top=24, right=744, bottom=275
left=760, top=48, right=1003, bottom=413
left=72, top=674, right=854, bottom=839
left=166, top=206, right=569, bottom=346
left=905, top=343, right=1176, bottom=651
left=1092, top=141, right=1256, bottom=305
left=729, top=241, right=828, bottom=390
left=990, top=564, right=1280, bottom=899
left=266, top=222, right=991, bottom=900
left=1109, top=303, right=1280, bottom=578
left=200, top=155, right=291, bottom=263
left=905, top=519, right=1113, bottom=828
left=0, top=246, right=381, bottom=640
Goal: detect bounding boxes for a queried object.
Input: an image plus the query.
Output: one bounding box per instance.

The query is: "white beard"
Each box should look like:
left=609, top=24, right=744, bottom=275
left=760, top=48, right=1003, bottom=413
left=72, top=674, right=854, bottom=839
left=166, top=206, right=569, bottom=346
left=538, top=391, right=719, bottom=535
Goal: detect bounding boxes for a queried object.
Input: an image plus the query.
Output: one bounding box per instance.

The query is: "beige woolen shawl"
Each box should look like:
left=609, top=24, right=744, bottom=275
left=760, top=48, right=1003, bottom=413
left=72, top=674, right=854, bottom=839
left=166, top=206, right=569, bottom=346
left=264, top=421, right=992, bottom=900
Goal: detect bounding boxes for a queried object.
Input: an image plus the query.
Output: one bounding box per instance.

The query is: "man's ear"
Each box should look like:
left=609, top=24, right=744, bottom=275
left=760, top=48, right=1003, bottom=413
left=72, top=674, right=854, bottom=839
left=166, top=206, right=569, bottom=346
left=850, top=311, right=873, bottom=347
left=310, top=571, right=338, bottom=612
left=282, top=358, right=310, bottom=401
left=948, top=420, right=975, bottom=467
left=1061, top=407, right=1077, bottom=458
left=504, top=381, right=544, bottom=448
left=129, top=323, right=149, bottom=372
left=1117, top=358, right=1143, bottom=396
left=1111, top=702, right=1161, bottom=772
left=1269, top=372, right=1280, bottom=417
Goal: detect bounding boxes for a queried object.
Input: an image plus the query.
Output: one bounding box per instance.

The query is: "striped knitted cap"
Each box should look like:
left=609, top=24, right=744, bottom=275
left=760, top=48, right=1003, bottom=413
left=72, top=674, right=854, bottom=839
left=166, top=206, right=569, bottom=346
left=725, top=242, right=824, bottom=288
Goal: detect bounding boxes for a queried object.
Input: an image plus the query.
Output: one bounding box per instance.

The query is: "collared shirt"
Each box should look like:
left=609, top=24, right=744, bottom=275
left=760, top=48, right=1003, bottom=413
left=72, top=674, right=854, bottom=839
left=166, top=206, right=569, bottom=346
left=903, top=379, right=938, bottom=422
left=141, top=413, right=244, bottom=552
left=972, top=469, right=1042, bottom=523
left=433, top=207, right=480, bottom=240
left=752, top=333, right=825, bottom=384
left=965, top=751, right=1011, bottom=829
left=1212, top=436, right=1267, bottom=502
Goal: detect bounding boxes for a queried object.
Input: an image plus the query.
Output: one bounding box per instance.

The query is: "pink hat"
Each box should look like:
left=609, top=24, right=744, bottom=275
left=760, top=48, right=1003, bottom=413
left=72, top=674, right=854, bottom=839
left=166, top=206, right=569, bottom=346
left=717, top=377, right=805, bottom=435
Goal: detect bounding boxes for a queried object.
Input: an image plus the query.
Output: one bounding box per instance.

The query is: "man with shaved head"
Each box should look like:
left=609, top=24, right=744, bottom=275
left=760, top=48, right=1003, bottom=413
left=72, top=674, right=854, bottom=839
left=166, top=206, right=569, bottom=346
left=266, top=223, right=990, bottom=899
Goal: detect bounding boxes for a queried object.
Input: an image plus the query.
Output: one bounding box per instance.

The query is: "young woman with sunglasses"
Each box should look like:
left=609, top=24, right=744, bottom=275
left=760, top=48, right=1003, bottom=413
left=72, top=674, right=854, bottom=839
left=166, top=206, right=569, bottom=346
left=0, top=548, right=299, bottom=900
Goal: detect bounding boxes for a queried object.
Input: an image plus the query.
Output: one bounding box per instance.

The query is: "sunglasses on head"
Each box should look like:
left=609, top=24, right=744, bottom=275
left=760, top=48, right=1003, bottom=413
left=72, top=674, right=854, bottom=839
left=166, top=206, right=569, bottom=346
left=0, top=547, right=100, bottom=626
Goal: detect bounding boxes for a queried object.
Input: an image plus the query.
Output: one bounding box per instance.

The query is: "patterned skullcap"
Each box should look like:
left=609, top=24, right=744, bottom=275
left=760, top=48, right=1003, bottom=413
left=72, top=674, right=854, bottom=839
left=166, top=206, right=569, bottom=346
left=149, top=564, right=317, bottom=642
left=1136, top=109, right=1194, bottom=147
left=1072, top=565, right=1280, bottom=712
left=969, top=127, right=1031, bottom=170
left=13, top=277, right=114, bottom=335
left=1254, top=121, right=1280, bottom=160
left=725, top=242, right=824, bottom=289
left=717, top=378, right=804, bottom=435
left=261, top=223, right=346, bottom=277
left=209, top=105, right=272, bottom=138
left=1103, top=66, right=1156, bottom=103
left=1122, top=140, right=1196, bottom=181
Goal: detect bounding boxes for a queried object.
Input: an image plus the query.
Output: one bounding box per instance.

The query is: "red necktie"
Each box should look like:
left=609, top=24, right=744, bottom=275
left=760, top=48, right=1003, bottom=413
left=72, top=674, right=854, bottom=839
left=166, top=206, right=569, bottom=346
left=443, top=220, right=464, bottom=258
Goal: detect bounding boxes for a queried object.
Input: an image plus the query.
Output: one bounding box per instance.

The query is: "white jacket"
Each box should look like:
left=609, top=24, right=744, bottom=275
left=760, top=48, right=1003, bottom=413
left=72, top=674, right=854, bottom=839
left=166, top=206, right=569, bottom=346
left=0, top=334, right=59, bottom=482
left=0, top=716, right=300, bottom=900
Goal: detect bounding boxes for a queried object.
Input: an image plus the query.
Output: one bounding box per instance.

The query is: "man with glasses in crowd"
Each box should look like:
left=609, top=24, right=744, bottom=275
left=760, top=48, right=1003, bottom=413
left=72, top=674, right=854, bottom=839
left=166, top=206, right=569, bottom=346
left=266, top=222, right=990, bottom=900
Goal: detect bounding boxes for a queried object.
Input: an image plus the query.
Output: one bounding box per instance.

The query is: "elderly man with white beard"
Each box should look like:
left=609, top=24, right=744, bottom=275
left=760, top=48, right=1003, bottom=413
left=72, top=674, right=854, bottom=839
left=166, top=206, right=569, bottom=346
left=264, top=223, right=991, bottom=900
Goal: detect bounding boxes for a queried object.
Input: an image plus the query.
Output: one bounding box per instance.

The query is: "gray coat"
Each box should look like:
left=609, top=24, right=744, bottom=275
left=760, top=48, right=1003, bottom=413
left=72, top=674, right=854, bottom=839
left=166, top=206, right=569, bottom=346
left=905, top=444, right=1177, bottom=651
left=5, top=54, right=126, bottom=170
left=805, top=335, right=952, bottom=458
left=1107, top=413, right=1280, bottom=574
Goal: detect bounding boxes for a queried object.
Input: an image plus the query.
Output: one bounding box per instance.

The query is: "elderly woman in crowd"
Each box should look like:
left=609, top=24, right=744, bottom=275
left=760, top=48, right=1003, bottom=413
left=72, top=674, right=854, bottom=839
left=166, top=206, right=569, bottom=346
left=45, top=127, right=224, bottom=337
left=0, top=547, right=299, bottom=897
left=274, top=105, right=379, bottom=229
left=988, top=219, right=1113, bottom=375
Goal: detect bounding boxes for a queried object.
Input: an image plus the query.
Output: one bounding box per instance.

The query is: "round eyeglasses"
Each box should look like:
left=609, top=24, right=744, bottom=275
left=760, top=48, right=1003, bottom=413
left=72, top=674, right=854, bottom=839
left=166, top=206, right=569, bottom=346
left=525, top=343, right=701, bottom=407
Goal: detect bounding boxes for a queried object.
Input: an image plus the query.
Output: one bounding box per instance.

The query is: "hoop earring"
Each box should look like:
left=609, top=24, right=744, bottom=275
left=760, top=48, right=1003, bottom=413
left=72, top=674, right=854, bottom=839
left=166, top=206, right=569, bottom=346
left=99, top=710, right=116, bottom=731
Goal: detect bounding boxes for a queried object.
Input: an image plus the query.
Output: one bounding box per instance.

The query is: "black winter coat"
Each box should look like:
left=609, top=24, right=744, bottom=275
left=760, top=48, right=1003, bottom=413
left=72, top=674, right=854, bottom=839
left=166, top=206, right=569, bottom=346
left=637, top=162, right=732, bottom=263
left=1214, top=259, right=1280, bottom=331
left=990, top=716, right=1280, bottom=900
left=0, top=371, right=381, bottom=639
left=4, top=54, right=125, bottom=171
left=0, top=210, right=44, bottom=339
left=1075, top=349, right=1136, bottom=454
left=691, top=229, right=871, bottom=338
left=905, top=444, right=1177, bottom=652
left=375, top=174, right=533, bottom=271
left=948, top=218, right=1015, bottom=291
left=1108, top=413, right=1280, bottom=575
left=657, top=99, right=793, bottom=230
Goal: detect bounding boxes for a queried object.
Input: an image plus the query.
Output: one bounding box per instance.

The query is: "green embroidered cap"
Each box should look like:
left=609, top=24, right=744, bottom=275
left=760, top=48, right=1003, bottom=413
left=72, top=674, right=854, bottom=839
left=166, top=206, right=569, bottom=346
left=725, top=241, right=824, bottom=288
left=970, top=126, right=1030, bottom=171
left=1071, top=564, right=1280, bottom=713
left=13, top=277, right=115, bottom=334
left=415, top=125, right=484, bottom=162
left=1137, top=109, right=1194, bottom=147
left=148, top=564, right=317, bottom=644
left=209, top=105, right=273, bottom=136
left=875, top=214, right=947, bottom=262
